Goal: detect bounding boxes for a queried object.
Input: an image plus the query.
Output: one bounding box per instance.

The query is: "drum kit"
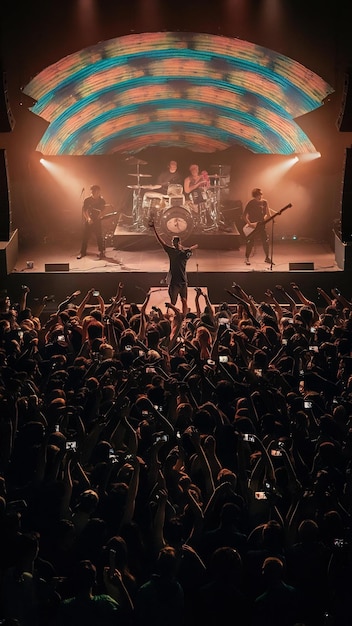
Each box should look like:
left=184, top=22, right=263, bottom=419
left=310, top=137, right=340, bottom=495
left=125, top=157, right=229, bottom=240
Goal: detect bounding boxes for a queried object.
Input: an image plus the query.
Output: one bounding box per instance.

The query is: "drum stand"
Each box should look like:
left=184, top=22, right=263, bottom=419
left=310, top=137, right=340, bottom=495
left=201, top=191, right=220, bottom=232
left=204, top=165, right=229, bottom=231
left=128, top=160, right=152, bottom=232
left=132, top=188, right=146, bottom=231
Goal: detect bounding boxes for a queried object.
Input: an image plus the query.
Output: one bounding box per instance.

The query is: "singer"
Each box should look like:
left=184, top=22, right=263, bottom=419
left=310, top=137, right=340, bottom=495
left=149, top=219, right=198, bottom=309
left=77, top=185, right=113, bottom=260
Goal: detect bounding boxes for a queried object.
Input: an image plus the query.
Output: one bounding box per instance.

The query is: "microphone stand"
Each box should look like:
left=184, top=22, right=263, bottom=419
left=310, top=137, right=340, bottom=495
left=269, top=216, right=275, bottom=271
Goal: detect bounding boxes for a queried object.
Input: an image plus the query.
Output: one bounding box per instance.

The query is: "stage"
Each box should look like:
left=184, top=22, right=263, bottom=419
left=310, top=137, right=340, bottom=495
left=3, top=224, right=351, bottom=316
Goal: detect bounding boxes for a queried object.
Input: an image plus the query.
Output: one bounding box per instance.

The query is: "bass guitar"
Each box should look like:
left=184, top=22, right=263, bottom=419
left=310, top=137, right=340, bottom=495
left=243, top=203, right=292, bottom=237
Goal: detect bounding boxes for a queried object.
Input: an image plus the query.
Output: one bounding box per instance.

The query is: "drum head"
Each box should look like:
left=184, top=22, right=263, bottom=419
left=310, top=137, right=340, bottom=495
left=167, top=183, right=183, bottom=196
left=158, top=205, right=194, bottom=242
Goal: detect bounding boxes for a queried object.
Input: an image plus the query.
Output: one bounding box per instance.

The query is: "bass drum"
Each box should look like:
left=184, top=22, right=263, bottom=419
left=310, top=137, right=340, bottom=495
left=158, top=205, right=194, bottom=242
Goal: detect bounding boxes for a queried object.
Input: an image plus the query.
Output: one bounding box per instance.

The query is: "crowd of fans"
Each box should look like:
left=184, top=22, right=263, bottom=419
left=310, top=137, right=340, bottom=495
left=0, top=278, right=352, bottom=626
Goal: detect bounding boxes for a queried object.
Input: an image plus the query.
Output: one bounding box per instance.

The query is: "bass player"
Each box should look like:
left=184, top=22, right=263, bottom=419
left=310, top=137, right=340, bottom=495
left=77, top=185, right=113, bottom=260
left=243, top=187, right=272, bottom=266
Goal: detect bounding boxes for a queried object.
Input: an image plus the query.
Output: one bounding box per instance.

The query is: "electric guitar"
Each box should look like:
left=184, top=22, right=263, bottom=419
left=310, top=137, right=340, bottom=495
left=243, top=203, right=292, bottom=237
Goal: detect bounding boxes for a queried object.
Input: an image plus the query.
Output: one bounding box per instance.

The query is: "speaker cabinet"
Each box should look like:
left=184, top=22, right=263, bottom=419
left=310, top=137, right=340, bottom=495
left=337, top=69, right=352, bottom=132
left=334, top=231, right=352, bottom=270
left=289, top=262, right=314, bottom=271
left=0, top=71, right=15, bottom=132
left=0, top=229, right=18, bottom=277
left=45, top=263, right=70, bottom=272
left=339, top=148, right=352, bottom=242
left=0, top=149, right=12, bottom=241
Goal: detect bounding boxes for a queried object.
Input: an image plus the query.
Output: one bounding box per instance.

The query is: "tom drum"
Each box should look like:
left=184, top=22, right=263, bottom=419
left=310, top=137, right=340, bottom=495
left=142, top=192, right=165, bottom=224
left=167, top=183, right=184, bottom=196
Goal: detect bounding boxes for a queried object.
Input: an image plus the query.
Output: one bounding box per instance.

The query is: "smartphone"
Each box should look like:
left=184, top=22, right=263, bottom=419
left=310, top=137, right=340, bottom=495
left=155, top=434, right=169, bottom=443
left=154, top=405, right=163, bottom=412
left=255, top=492, right=267, bottom=500
left=304, top=400, right=312, bottom=409
left=218, top=317, right=229, bottom=325
left=146, top=367, right=156, bottom=374
left=207, top=359, right=216, bottom=366
left=309, top=346, right=319, bottom=352
left=333, top=538, right=345, bottom=548
left=219, top=355, right=229, bottom=363
left=55, top=424, right=60, bottom=432
left=243, top=433, right=255, bottom=443
left=93, top=290, right=100, bottom=297
left=282, top=338, right=288, bottom=345
left=142, top=410, right=150, bottom=417
left=176, top=431, right=182, bottom=439
left=109, top=548, right=116, bottom=577
left=66, top=441, right=77, bottom=451
left=125, top=345, right=132, bottom=351
left=57, top=335, right=65, bottom=342
left=254, top=368, right=263, bottom=376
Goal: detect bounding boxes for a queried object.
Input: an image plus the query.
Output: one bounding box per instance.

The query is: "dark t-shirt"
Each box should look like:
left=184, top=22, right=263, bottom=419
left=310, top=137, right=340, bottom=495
left=243, top=198, right=268, bottom=224
left=83, top=196, right=106, bottom=222
left=162, top=244, right=192, bottom=285
left=157, top=170, right=183, bottom=194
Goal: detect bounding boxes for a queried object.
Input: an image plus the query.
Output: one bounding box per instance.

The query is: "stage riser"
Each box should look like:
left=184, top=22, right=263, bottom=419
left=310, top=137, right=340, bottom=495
left=113, top=232, right=240, bottom=251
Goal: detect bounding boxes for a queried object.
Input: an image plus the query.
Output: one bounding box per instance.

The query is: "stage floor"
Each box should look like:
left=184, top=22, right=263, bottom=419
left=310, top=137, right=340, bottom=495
left=5, top=232, right=349, bottom=310
left=14, top=236, right=338, bottom=275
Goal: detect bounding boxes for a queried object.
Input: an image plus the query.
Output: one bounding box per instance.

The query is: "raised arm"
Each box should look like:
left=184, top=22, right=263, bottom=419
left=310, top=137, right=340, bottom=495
left=275, top=284, right=298, bottom=317
left=150, top=220, right=166, bottom=248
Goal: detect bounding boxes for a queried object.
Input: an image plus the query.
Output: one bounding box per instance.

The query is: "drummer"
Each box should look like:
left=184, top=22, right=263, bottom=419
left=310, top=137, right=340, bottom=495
left=156, top=160, right=183, bottom=195
left=183, top=163, right=210, bottom=222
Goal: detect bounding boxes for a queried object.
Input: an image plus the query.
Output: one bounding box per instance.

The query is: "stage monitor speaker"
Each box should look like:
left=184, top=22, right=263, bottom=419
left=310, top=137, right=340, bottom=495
left=337, top=69, right=352, bottom=132
left=0, top=70, right=15, bottom=132
left=289, top=262, right=314, bottom=271
left=45, top=263, right=70, bottom=272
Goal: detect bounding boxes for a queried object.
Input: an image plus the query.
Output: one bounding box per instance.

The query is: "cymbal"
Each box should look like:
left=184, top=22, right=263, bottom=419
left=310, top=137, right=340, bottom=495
left=141, top=184, right=162, bottom=190
left=125, top=156, right=148, bottom=165
left=128, top=173, right=152, bottom=177
left=127, top=185, right=141, bottom=189
left=209, top=185, right=228, bottom=189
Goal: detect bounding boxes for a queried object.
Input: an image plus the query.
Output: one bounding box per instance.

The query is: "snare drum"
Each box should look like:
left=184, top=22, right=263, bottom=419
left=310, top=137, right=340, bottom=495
left=157, top=205, right=194, bottom=242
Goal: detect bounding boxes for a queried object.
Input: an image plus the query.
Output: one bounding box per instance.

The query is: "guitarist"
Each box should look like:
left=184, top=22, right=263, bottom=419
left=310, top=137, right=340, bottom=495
left=243, top=187, right=272, bottom=266
left=77, top=185, right=111, bottom=260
